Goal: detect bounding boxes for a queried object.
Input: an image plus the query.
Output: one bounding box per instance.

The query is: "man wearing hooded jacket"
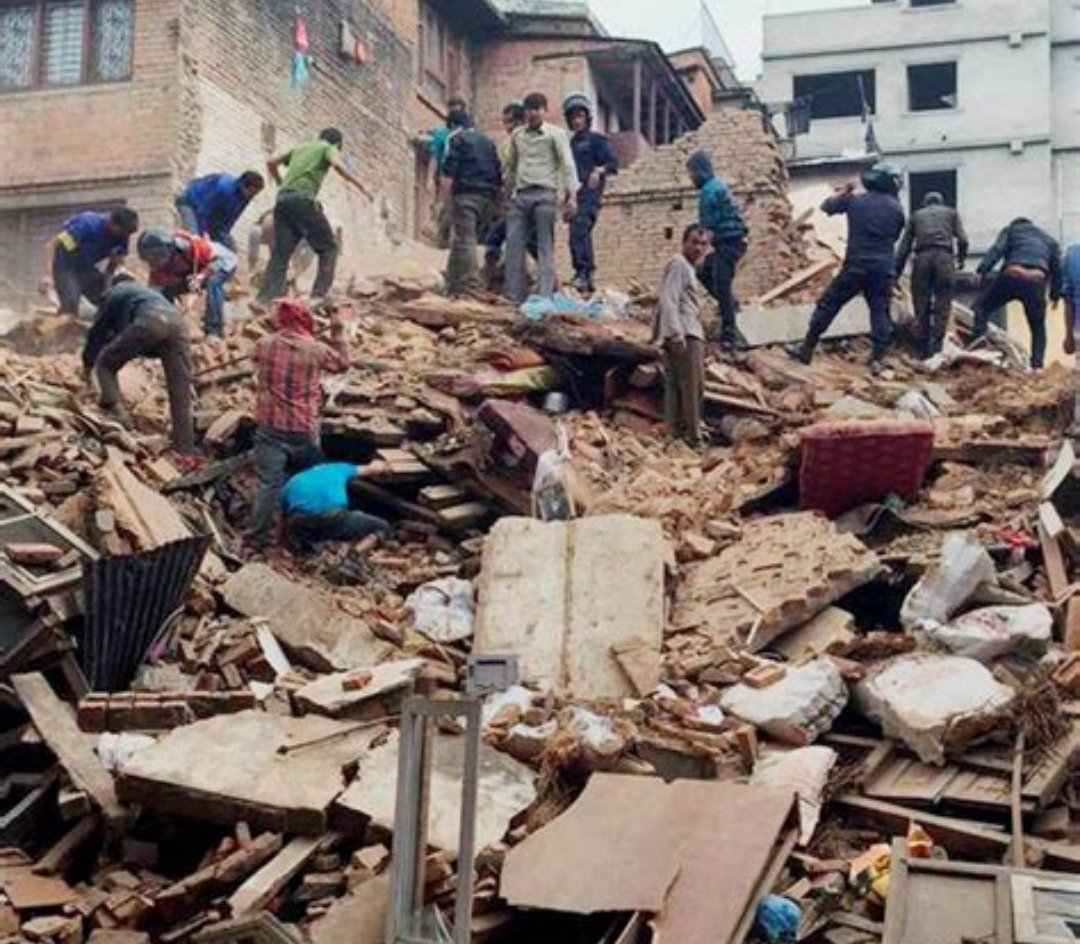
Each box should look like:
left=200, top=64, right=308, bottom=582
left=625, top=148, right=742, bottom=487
left=563, top=93, right=618, bottom=294
left=686, top=151, right=749, bottom=351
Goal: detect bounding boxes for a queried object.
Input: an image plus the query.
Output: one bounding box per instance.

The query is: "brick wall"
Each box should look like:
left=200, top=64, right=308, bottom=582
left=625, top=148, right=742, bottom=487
left=181, top=0, right=418, bottom=280
left=593, top=109, right=808, bottom=297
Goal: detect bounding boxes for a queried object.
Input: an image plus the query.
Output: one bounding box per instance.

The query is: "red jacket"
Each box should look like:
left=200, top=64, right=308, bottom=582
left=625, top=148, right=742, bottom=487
left=149, top=231, right=215, bottom=292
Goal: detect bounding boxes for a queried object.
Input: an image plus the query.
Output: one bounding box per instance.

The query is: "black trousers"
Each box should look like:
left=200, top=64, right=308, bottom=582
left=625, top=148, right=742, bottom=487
left=569, top=192, right=600, bottom=282
left=258, top=192, right=338, bottom=304
left=807, top=264, right=894, bottom=359
left=286, top=510, right=391, bottom=554
left=54, top=249, right=106, bottom=316
left=911, top=248, right=956, bottom=356
left=700, top=238, right=746, bottom=340
left=974, top=272, right=1049, bottom=369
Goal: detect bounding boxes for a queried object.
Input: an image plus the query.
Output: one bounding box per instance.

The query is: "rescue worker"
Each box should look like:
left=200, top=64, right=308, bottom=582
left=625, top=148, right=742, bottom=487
left=41, top=208, right=139, bottom=316
left=895, top=191, right=968, bottom=358
left=82, top=275, right=195, bottom=455
left=257, top=128, right=370, bottom=308
left=281, top=461, right=392, bottom=555
left=563, top=92, right=618, bottom=294
left=175, top=170, right=264, bottom=251
left=137, top=229, right=238, bottom=337
left=791, top=162, right=907, bottom=374
left=973, top=217, right=1062, bottom=370
left=686, top=151, right=749, bottom=351
left=442, top=104, right=501, bottom=296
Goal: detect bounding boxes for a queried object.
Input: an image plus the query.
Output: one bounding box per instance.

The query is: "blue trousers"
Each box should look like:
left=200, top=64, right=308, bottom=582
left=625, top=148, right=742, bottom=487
left=808, top=264, right=895, bottom=359
left=569, top=193, right=600, bottom=281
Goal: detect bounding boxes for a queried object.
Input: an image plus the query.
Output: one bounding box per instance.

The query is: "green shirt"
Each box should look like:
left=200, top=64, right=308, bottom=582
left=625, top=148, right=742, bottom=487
left=280, top=140, right=340, bottom=199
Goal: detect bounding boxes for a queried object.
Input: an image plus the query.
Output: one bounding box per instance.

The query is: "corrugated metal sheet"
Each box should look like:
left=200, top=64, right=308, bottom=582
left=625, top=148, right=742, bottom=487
left=82, top=536, right=210, bottom=692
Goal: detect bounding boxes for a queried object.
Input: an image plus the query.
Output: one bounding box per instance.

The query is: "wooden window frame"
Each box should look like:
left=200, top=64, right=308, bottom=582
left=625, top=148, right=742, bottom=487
left=0, top=0, right=134, bottom=93
left=418, top=1, right=449, bottom=103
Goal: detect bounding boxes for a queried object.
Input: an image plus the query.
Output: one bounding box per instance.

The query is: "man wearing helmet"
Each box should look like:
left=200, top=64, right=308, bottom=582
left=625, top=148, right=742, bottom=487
left=563, top=93, right=618, bottom=294
left=792, top=162, right=906, bottom=374
left=973, top=218, right=1062, bottom=370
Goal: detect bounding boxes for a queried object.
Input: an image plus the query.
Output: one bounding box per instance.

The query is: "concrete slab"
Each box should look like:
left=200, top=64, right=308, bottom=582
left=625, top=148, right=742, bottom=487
left=293, top=660, right=424, bottom=720
left=741, top=299, right=871, bottom=348
left=474, top=514, right=665, bottom=698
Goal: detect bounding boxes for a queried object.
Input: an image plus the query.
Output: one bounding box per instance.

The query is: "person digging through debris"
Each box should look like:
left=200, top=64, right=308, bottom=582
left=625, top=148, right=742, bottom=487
left=137, top=229, right=238, bottom=338
left=973, top=217, right=1063, bottom=370
left=82, top=274, right=195, bottom=456
left=687, top=150, right=749, bottom=352
left=41, top=207, right=139, bottom=317
left=175, top=170, right=265, bottom=253
left=246, top=298, right=349, bottom=551
left=653, top=224, right=711, bottom=448
left=281, top=461, right=392, bottom=555
left=791, top=162, right=907, bottom=375
left=564, top=92, right=618, bottom=295
left=442, top=104, right=502, bottom=296
left=503, top=92, right=579, bottom=304
left=895, top=191, right=969, bottom=359
left=256, top=128, right=371, bottom=309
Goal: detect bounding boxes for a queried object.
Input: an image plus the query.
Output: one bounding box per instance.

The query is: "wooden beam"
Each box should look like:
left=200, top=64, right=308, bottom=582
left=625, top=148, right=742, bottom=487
left=11, top=673, right=124, bottom=821
left=227, top=836, right=319, bottom=916
left=633, top=55, right=642, bottom=136
left=648, top=78, right=658, bottom=144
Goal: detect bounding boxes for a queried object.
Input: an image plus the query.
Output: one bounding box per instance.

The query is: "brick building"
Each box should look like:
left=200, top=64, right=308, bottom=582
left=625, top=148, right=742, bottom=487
left=594, top=109, right=808, bottom=297
left=0, top=0, right=802, bottom=307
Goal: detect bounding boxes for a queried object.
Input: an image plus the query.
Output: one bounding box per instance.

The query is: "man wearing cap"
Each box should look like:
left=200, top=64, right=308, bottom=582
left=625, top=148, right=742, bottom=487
left=563, top=93, right=618, bottom=294
left=246, top=298, right=350, bottom=549
left=257, top=128, right=370, bottom=307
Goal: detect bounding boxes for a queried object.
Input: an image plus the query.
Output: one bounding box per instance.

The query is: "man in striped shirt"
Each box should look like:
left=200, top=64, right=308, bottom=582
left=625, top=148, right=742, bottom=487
left=246, top=298, right=348, bottom=549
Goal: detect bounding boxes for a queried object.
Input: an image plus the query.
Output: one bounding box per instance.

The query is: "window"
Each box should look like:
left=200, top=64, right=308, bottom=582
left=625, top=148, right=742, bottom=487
left=418, top=2, right=448, bottom=103
left=793, top=69, right=875, bottom=120
left=909, top=169, right=958, bottom=214
left=908, top=61, right=957, bottom=111
left=0, top=0, right=133, bottom=92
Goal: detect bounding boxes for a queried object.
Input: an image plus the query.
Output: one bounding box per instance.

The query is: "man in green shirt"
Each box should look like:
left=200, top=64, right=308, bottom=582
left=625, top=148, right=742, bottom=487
left=257, top=128, right=370, bottom=307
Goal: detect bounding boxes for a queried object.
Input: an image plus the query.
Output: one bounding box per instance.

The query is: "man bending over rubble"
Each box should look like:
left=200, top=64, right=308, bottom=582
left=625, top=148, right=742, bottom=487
left=247, top=298, right=349, bottom=550
left=791, top=163, right=906, bottom=375
left=82, top=275, right=195, bottom=456
left=653, top=224, right=710, bottom=448
left=42, top=207, right=139, bottom=317
left=281, top=461, right=391, bottom=554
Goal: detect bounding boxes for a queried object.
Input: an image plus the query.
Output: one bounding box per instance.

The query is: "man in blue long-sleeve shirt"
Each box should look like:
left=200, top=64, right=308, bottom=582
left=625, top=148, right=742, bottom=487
left=563, top=93, right=618, bottom=294
left=687, top=150, right=748, bottom=351
left=175, top=171, right=265, bottom=250
left=792, top=164, right=906, bottom=374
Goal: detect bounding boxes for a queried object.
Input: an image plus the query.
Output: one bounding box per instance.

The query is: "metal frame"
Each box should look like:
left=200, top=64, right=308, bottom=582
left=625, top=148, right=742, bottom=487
left=386, top=696, right=482, bottom=944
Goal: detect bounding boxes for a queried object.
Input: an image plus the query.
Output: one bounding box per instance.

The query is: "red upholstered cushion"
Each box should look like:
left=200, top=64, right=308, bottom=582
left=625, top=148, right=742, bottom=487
left=798, top=419, right=935, bottom=519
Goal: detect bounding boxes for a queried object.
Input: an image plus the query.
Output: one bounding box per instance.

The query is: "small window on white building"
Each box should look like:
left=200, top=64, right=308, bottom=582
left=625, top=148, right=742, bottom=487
left=908, top=62, right=957, bottom=111
left=909, top=169, right=958, bottom=214
left=793, top=69, right=875, bottom=120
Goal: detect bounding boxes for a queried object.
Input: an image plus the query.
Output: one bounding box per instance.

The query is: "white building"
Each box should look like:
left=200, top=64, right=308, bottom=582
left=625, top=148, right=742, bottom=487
left=758, top=0, right=1080, bottom=255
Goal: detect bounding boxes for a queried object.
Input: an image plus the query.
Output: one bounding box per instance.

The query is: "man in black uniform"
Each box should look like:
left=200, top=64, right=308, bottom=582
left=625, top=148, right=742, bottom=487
left=973, top=218, right=1062, bottom=370
left=895, top=192, right=969, bottom=358
left=791, top=162, right=906, bottom=374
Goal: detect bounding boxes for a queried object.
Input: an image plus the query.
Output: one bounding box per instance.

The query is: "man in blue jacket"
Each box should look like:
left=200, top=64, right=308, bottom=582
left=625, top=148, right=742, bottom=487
left=564, top=93, right=618, bottom=294
left=791, top=163, right=906, bottom=374
left=41, top=208, right=139, bottom=316
left=175, top=171, right=265, bottom=250
left=687, top=151, right=749, bottom=351
left=973, top=218, right=1062, bottom=369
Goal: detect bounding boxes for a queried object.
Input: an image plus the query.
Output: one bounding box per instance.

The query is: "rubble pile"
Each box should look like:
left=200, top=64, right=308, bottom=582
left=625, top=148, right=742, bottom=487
left=3, top=280, right=1080, bottom=944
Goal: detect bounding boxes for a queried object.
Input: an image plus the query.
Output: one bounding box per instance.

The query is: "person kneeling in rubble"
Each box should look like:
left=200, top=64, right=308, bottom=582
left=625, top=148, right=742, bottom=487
left=82, top=274, right=196, bottom=456
left=281, top=461, right=392, bottom=555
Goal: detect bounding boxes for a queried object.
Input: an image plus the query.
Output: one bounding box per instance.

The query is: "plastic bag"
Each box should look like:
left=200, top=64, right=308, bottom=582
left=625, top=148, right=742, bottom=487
left=751, top=746, right=838, bottom=846
left=519, top=292, right=604, bottom=322
left=405, top=577, right=475, bottom=643
left=900, top=533, right=997, bottom=629
left=532, top=424, right=575, bottom=521
left=918, top=603, right=1052, bottom=662
left=896, top=389, right=941, bottom=420
left=754, top=895, right=801, bottom=944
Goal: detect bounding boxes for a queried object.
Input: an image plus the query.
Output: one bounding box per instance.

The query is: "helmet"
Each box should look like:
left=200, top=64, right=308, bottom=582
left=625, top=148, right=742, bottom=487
left=861, top=162, right=904, bottom=196
left=562, top=92, right=593, bottom=121
left=137, top=229, right=178, bottom=268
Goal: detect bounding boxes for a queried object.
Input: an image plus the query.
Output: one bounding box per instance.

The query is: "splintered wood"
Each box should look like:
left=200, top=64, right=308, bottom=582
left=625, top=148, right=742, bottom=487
left=672, top=512, right=882, bottom=652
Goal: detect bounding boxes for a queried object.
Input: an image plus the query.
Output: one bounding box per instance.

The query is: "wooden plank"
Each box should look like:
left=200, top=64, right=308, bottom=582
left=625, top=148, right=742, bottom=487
left=10, top=674, right=123, bottom=821
left=755, top=259, right=835, bottom=306
left=1039, top=521, right=1070, bottom=601
left=227, top=836, right=319, bottom=916
left=437, top=502, right=490, bottom=529
left=1064, top=596, right=1080, bottom=652
left=418, top=484, right=470, bottom=510
left=33, top=816, right=98, bottom=875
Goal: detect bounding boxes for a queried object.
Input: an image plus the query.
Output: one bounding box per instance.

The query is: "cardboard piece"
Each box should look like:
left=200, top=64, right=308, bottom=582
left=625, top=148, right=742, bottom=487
left=474, top=515, right=665, bottom=698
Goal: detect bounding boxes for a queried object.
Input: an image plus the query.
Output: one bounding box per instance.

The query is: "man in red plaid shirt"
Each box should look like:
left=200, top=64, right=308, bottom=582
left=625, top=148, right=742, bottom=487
left=246, top=298, right=348, bottom=548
